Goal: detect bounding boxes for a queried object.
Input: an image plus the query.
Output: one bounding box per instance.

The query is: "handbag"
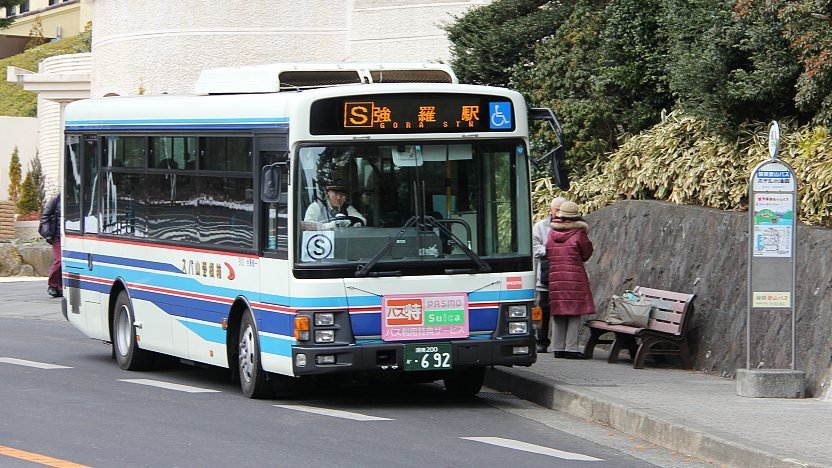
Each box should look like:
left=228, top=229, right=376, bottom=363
left=604, top=291, right=653, bottom=327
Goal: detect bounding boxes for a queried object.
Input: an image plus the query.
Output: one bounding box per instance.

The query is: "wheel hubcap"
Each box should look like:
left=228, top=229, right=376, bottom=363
left=239, top=324, right=254, bottom=383
left=116, top=305, right=131, bottom=357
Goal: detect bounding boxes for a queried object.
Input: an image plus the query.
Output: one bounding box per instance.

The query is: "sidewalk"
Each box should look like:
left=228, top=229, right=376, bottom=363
left=486, top=352, right=832, bottom=467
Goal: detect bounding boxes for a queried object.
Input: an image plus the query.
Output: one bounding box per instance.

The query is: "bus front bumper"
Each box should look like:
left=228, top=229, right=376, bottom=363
left=291, top=336, right=536, bottom=376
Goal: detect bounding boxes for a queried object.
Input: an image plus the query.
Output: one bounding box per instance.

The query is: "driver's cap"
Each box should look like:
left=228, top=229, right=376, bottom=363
left=325, top=179, right=349, bottom=194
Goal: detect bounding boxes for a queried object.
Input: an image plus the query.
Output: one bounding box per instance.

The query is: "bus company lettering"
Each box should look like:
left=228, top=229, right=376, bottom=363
left=385, top=299, right=423, bottom=325
left=425, top=298, right=464, bottom=309
left=506, top=276, right=522, bottom=289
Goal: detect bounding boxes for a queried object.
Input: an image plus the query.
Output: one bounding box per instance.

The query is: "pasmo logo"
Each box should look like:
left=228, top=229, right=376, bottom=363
left=385, top=298, right=423, bottom=325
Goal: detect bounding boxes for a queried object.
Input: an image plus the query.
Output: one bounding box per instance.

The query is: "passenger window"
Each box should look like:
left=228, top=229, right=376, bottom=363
left=202, top=137, right=252, bottom=172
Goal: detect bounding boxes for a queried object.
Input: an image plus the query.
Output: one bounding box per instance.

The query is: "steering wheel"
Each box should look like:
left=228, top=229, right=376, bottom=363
left=335, top=215, right=365, bottom=227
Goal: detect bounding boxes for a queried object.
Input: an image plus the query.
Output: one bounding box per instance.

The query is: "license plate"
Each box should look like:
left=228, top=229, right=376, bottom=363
left=403, top=344, right=452, bottom=371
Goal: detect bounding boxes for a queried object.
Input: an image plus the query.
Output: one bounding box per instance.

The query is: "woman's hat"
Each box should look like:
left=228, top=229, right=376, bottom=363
left=558, top=201, right=581, bottom=218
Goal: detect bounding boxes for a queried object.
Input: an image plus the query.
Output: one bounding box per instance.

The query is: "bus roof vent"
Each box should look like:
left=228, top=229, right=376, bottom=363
left=195, top=63, right=458, bottom=94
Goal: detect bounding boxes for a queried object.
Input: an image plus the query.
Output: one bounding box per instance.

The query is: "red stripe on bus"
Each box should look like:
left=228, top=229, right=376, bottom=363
left=63, top=234, right=258, bottom=258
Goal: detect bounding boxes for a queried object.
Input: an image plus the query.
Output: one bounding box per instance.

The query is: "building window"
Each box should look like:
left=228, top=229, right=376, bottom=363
left=20, top=1, right=29, bottom=13
left=48, top=0, right=58, bottom=5
left=5, top=6, right=15, bottom=17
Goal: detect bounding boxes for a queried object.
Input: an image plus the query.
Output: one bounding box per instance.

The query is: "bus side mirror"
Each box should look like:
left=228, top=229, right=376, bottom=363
left=261, top=164, right=282, bottom=203
left=548, top=146, right=570, bottom=191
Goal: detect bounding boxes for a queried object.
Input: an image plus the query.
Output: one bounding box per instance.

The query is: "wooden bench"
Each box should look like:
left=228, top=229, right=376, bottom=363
left=583, top=287, right=695, bottom=369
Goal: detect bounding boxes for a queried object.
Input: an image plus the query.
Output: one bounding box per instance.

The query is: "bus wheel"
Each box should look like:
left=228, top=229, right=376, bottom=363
left=442, top=367, right=485, bottom=397
left=112, top=291, right=154, bottom=370
left=238, top=311, right=270, bottom=399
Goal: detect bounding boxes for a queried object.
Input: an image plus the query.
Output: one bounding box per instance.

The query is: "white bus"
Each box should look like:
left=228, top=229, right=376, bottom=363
left=61, top=63, right=568, bottom=398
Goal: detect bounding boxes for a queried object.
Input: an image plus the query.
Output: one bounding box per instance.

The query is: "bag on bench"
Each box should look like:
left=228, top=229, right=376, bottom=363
left=604, top=292, right=653, bottom=327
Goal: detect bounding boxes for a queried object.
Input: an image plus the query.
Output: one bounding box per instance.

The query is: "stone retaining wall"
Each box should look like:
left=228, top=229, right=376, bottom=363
left=0, top=240, right=52, bottom=277
left=583, top=200, right=832, bottom=398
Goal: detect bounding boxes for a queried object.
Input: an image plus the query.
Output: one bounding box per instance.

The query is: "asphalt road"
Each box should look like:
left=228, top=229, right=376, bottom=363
left=0, top=280, right=703, bottom=467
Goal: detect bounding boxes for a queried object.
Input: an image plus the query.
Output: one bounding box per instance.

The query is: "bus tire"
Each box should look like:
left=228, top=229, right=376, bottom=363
left=112, top=291, right=154, bottom=371
left=442, top=366, right=485, bottom=397
left=238, top=311, right=270, bottom=399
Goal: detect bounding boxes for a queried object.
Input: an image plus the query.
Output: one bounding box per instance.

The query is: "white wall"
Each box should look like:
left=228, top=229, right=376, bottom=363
left=90, top=0, right=490, bottom=97
left=0, top=117, right=39, bottom=202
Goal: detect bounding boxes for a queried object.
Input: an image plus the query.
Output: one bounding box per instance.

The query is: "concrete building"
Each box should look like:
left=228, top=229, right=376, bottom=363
left=90, top=0, right=489, bottom=97
left=0, top=0, right=91, bottom=59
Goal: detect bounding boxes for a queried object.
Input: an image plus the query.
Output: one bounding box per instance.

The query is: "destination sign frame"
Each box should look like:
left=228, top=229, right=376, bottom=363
left=310, top=93, right=515, bottom=135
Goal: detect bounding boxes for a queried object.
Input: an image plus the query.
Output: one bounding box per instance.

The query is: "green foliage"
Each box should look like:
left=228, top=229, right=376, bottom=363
left=7, top=145, right=21, bottom=203
left=513, top=0, right=610, bottom=169
left=0, top=33, right=91, bottom=117
left=775, top=0, right=832, bottom=123
left=444, top=0, right=566, bottom=87
left=17, top=173, right=38, bottom=214
left=449, top=0, right=832, bottom=227
left=0, top=0, right=23, bottom=29
left=533, top=112, right=832, bottom=229
left=16, top=153, right=44, bottom=215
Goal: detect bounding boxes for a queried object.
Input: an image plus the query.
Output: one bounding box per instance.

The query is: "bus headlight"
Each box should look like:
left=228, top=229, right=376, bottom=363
left=508, top=322, right=528, bottom=335
left=508, top=305, right=528, bottom=318
left=315, top=312, right=335, bottom=326
left=315, top=329, right=335, bottom=343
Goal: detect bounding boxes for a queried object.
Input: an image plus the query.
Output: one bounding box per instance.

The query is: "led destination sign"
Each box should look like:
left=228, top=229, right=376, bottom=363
left=310, top=93, right=515, bottom=135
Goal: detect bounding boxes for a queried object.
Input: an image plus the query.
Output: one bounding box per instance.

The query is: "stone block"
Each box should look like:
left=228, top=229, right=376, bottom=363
left=18, top=244, right=53, bottom=276
left=736, top=369, right=805, bottom=398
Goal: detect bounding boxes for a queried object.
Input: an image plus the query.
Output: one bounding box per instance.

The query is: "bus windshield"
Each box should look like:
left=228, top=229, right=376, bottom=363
left=295, top=140, right=531, bottom=273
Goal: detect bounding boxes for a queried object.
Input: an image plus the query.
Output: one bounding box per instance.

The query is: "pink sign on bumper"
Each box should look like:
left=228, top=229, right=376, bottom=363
left=381, top=293, right=469, bottom=341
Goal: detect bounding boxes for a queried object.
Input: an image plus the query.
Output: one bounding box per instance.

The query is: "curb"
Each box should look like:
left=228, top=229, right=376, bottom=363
left=485, top=367, right=823, bottom=468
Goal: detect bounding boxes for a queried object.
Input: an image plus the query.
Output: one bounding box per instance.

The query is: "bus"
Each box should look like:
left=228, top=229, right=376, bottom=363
left=61, top=63, right=568, bottom=398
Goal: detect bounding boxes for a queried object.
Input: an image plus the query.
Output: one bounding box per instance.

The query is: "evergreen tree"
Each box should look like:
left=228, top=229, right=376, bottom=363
left=7, top=146, right=21, bottom=203
left=16, top=153, right=45, bottom=215
left=29, top=152, right=45, bottom=208
left=17, top=172, right=38, bottom=215
left=0, top=0, right=24, bottom=29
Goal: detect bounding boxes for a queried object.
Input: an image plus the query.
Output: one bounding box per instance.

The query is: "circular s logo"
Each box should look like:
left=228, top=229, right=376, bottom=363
left=306, top=234, right=333, bottom=260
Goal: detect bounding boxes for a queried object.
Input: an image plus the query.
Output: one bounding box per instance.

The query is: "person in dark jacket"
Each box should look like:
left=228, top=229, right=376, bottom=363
left=40, top=195, right=62, bottom=298
left=545, top=201, right=594, bottom=358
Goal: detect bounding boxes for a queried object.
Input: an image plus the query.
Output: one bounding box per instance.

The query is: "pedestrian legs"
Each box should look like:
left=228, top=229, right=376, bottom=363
left=535, top=290, right=550, bottom=352
left=47, top=237, right=62, bottom=297
left=552, top=315, right=584, bottom=357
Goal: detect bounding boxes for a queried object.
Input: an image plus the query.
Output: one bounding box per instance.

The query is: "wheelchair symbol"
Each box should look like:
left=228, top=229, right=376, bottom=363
left=489, top=102, right=512, bottom=129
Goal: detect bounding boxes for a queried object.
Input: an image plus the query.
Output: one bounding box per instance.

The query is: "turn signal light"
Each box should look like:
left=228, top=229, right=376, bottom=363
left=531, top=306, right=542, bottom=321
left=294, top=316, right=310, bottom=341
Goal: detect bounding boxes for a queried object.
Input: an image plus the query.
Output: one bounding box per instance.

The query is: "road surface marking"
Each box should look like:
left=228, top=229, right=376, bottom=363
left=461, top=437, right=603, bottom=461
left=0, top=444, right=89, bottom=467
left=118, top=379, right=221, bottom=393
left=0, top=357, right=72, bottom=369
left=274, top=404, right=393, bottom=421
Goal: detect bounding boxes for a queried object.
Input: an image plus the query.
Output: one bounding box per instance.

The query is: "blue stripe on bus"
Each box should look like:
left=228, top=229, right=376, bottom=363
left=66, top=117, right=290, bottom=125
left=178, top=320, right=226, bottom=344
left=65, top=117, right=290, bottom=132
left=64, top=250, right=183, bottom=273
left=66, top=124, right=290, bottom=131
left=259, top=334, right=293, bottom=357
left=65, top=250, right=534, bottom=307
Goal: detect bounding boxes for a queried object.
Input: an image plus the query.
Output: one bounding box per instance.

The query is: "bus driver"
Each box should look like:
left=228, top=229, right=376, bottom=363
left=303, top=180, right=366, bottom=230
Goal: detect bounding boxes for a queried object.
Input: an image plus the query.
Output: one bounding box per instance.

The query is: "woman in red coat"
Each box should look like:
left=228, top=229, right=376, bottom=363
left=546, top=201, right=594, bottom=359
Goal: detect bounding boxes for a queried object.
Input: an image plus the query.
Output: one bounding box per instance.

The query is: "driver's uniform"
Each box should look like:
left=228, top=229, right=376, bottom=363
left=303, top=200, right=366, bottom=229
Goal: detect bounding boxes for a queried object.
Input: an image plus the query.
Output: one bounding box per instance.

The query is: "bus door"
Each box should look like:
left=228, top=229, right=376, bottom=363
left=65, top=135, right=108, bottom=340
left=256, top=134, right=293, bottom=372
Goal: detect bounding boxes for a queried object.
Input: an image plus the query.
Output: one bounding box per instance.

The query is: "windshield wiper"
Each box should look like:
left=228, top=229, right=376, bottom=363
left=355, top=216, right=419, bottom=278
left=354, top=215, right=491, bottom=278
left=423, top=215, right=491, bottom=273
